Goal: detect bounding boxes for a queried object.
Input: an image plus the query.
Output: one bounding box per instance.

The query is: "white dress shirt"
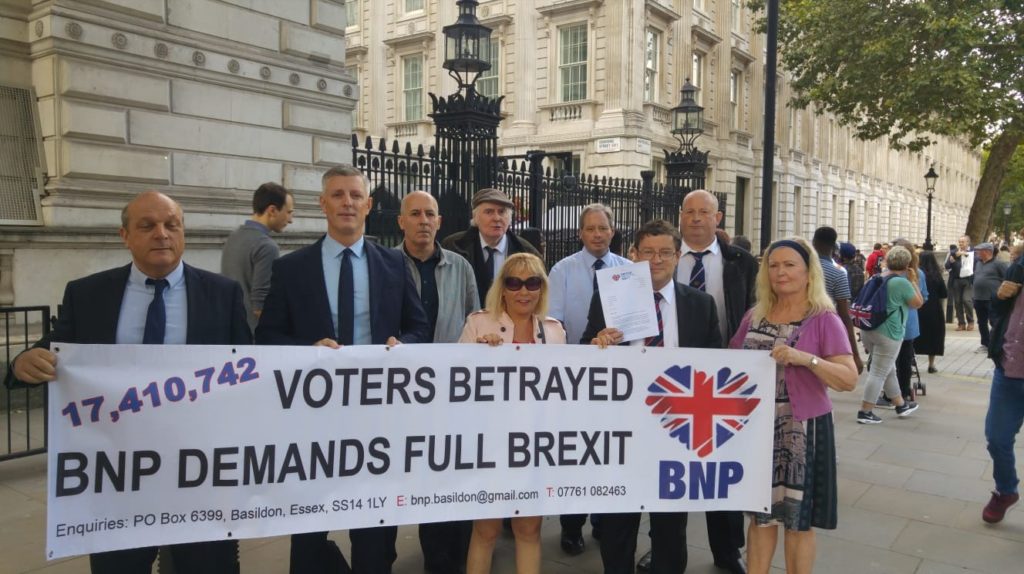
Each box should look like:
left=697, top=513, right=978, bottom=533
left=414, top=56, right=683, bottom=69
left=676, top=237, right=727, bottom=340
left=479, top=232, right=509, bottom=274
left=629, top=282, right=678, bottom=348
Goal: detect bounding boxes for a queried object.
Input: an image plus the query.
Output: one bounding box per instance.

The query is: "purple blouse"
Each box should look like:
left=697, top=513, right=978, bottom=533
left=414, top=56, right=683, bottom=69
left=729, top=310, right=852, bottom=421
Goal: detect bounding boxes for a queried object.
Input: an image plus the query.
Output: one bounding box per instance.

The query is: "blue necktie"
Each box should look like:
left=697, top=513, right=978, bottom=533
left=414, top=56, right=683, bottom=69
left=338, top=248, right=354, bottom=345
left=143, top=278, right=169, bottom=344
left=592, top=258, right=605, bottom=291
left=644, top=292, right=664, bottom=347
left=689, top=250, right=711, bottom=292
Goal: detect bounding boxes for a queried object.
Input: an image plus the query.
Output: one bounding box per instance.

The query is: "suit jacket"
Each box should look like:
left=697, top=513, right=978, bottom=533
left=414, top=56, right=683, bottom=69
left=720, top=240, right=759, bottom=342
left=580, top=281, right=723, bottom=349
left=440, top=227, right=540, bottom=306
left=4, top=263, right=251, bottom=389
left=256, top=236, right=430, bottom=345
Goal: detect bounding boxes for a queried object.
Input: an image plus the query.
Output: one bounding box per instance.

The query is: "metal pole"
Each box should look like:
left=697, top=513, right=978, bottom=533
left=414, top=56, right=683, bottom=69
left=759, top=0, right=779, bottom=253
left=924, top=192, right=934, bottom=251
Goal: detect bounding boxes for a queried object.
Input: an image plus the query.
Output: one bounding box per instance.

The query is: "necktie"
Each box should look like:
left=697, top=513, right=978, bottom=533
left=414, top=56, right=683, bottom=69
left=592, top=258, right=605, bottom=291
left=484, top=246, right=497, bottom=283
left=689, top=250, right=711, bottom=292
left=644, top=292, right=664, bottom=347
left=338, top=248, right=354, bottom=345
left=143, top=278, right=169, bottom=344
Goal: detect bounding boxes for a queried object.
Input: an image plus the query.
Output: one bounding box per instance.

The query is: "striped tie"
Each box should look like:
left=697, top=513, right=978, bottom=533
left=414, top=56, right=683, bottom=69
left=644, top=292, right=664, bottom=347
left=689, top=250, right=711, bottom=292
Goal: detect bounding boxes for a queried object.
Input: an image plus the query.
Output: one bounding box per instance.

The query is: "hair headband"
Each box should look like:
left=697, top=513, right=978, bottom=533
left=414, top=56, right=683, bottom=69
left=768, top=239, right=811, bottom=266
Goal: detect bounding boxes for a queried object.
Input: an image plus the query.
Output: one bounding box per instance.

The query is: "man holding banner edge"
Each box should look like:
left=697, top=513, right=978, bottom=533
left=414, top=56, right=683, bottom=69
left=4, top=190, right=250, bottom=574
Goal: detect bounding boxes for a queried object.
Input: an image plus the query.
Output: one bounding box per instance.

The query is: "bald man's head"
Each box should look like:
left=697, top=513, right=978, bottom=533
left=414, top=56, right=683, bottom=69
left=119, top=191, right=186, bottom=279
left=398, top=190, right=442, bottom=254
left=679, top=189, right=723, bottom=249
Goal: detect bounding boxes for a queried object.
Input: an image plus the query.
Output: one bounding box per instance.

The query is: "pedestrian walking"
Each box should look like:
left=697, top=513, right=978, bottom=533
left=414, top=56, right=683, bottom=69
left=915, top=251, right=948, bottom=374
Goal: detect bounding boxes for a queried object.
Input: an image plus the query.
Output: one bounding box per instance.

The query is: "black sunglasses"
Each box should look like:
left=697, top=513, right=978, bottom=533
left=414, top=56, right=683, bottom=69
left=503, top=276, right=543, bottom=291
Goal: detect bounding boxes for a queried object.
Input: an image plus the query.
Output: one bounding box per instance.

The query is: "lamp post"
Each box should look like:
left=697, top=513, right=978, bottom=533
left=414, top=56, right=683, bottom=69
left=1003, top=202, right=1012, bottom=248
left=923, top=164, right=938, bottom=251
left=663, top=79, right=710, bottom=220
left=430, top=0, right=503, bottom=234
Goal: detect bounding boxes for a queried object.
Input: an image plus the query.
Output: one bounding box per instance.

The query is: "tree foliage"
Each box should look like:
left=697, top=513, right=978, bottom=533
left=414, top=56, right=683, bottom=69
left=750, top=0, right=1024, bottom=241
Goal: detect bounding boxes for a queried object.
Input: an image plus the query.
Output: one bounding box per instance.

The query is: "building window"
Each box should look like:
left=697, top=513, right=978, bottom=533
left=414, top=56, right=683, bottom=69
left=559, top=23, right=588, bottom=102
left=731, top=0, right=742, bottom=32
left=644, top=28, right=660, bottom=102
left=345, top=0, right=358, bottom=26
left=652, top=157, right=665, bottom=183
left=405, top=0, right=423, bottom=13
left=402, top=54, right=424, bottom=121
left=691, top=52, right=704, bottom=105
left=556, top=154, right=582, bottom=175
left=730, top=70, right=741, bottom=129
left=476, top=38, right=500, bottom=98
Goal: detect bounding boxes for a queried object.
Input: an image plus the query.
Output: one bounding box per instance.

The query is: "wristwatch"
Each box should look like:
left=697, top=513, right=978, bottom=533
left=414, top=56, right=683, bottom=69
left=808, top=356, right=820, bottom=368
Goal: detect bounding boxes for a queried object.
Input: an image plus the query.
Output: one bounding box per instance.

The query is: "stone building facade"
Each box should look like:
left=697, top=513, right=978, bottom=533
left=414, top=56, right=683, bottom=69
left=345, top=0, right=980, bottom=252
left=0, top=0, right=357, bottom=309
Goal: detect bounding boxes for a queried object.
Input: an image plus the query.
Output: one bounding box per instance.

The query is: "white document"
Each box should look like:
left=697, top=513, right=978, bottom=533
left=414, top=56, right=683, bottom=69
left=960, top=250, right=975, bottom=278
left=596, top=261, right=660, bottom=342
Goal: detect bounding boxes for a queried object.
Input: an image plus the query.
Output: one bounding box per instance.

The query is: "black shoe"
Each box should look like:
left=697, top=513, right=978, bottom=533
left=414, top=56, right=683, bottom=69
left=560, top=530, right=585, bottom=556
left=636, top=550, right=653, bottom=572
left=713, top=556, right=747, bottom=574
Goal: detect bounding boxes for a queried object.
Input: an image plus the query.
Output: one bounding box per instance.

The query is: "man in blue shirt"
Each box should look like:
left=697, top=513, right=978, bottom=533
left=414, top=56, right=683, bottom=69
left=546, top=203, right=631, bottom=555
left=8, top=191, right=250, bottom=573
left=257, top=165, right=429, bottom=574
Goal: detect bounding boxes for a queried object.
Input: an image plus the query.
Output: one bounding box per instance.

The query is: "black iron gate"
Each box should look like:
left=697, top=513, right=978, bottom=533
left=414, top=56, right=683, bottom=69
left=1, top=306, right=50, bottom=462
left=352, top=135, right=725, bottom=268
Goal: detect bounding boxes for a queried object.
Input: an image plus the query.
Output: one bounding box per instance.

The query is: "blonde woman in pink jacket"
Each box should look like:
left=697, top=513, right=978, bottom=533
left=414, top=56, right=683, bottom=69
left=459, top=252, right=565, bottom=574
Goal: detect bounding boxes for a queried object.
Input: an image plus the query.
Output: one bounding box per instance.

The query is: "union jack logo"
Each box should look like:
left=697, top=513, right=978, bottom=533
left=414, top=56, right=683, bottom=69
left=645, top=365, right=761, bottom=458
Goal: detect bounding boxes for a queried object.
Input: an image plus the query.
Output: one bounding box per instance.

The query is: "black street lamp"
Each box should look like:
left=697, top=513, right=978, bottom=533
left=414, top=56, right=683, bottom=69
left=430, top=0, right=504, bottom=236
left=664, top=79, right=710, bottom=219
left=442, top=0, right=492, bottom=93
left=923, top=164, right=938, bottom=251
left=1003, top=202, right=1012, bottom=247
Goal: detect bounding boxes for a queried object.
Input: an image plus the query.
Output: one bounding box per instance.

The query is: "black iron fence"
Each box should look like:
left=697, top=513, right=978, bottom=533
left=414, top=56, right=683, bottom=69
left=1, top=306, right=50, bottom=462
left=353, top=135, right=725, bottom=268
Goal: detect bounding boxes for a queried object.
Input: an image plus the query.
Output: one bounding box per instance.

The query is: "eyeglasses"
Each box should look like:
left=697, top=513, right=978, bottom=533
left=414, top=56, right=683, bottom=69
left=637, top=249, right=679, bottom=261
left=503, top=276, right=544, bottom=291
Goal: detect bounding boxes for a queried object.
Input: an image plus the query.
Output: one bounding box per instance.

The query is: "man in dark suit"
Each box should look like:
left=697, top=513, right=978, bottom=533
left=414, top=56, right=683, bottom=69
left=669, top=190, right=754, bottom=574
left=256, top=164, right=430, bottom=574
left=441, top=188, right=540, bottom=306
left=6, top=191, right=250, bottom=574
left=583, top=219, right=723, bottom=574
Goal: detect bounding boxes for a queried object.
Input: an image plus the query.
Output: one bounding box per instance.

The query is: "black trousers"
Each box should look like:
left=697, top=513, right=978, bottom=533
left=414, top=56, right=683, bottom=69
left=598, top=511, right=743, bottom=574
left=89, top=540, right=238, bottom=574
left=419, top=520, right=472, bottom=574
left=895, top=339, right=916, bottom=401
left=975, top=299, right=992, bottom=346
left=290, top=527, right=397, bottom=574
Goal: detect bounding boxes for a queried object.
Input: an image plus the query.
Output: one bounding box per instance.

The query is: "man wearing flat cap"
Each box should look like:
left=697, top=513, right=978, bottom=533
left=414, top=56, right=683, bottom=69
left=441, top=188, right=541, bottom=306
left=972, top=242, right=1008, bottom=351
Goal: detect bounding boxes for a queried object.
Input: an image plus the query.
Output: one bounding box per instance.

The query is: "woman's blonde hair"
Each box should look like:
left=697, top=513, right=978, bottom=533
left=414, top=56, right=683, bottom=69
left=484, top=252, right=550, bottom=320
left=751, top=236, right=836, bottom=322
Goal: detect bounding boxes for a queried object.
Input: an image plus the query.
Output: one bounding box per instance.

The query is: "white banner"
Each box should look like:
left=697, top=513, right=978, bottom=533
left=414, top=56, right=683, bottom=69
left=46, top=343, right=775, bottom=559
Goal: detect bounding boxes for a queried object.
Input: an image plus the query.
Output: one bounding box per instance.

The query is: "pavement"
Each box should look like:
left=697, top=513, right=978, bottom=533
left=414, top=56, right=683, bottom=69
left=1, top=324, right=1022, bottom=573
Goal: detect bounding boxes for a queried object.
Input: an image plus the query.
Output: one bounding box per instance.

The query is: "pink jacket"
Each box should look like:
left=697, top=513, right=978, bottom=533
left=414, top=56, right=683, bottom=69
left=459, top=311, right=567, bottom=345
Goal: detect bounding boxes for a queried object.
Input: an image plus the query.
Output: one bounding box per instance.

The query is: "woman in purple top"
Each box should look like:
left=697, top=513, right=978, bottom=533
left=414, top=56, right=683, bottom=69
left=729, top=238, right=858, bottom=574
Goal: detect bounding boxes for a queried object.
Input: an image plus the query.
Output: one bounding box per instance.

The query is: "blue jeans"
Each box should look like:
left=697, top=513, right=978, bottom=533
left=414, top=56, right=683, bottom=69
left=985, top=367, right=1024, bottom=495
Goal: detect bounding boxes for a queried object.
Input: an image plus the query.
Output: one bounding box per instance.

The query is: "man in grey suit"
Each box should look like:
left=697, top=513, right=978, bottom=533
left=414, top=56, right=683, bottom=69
left=221, top=181, right=294, bottom=332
